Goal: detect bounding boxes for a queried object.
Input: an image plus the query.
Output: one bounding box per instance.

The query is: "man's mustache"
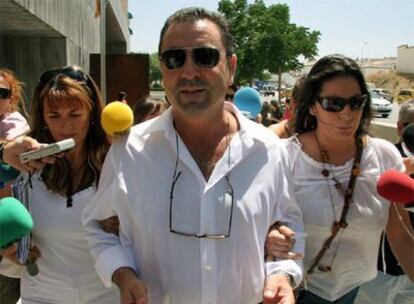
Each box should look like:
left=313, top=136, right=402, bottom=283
left=177, top=77, right=206, bottom=88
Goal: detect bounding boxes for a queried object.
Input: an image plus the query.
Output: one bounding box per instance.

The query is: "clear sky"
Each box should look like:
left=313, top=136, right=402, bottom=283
left=128, top=0, right=413, bottom=60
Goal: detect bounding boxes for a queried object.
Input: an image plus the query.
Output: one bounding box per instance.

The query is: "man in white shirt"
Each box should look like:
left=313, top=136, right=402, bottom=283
left=82, top=7, right=304, bottom=304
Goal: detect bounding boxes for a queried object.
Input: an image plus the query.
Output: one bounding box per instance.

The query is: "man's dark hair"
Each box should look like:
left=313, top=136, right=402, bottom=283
left=158, top=7, right=234, bottom=56
left=295, top=54, right=372, bottom=136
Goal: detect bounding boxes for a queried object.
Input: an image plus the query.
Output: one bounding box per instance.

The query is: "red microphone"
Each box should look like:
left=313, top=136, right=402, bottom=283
left=377, top=169, right=414, bottom=205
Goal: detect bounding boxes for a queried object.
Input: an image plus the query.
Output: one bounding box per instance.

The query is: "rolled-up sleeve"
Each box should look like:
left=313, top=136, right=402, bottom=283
left=82, top=147, right=135, bottom=287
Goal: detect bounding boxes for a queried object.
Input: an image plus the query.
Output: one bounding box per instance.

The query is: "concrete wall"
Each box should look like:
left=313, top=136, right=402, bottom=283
left=0, top=0, right=130, bottom=104
left=14, top=0, right=100, bottom=53
left=397, top=45, right=414, bottom=75
left=369, top=122, right=398, bottom=143
left=0, top=37, right=66, bottom=107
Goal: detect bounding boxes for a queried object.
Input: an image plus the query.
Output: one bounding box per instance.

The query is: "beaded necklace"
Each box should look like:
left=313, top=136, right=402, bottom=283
left=305, top=133, right=363, bottom=281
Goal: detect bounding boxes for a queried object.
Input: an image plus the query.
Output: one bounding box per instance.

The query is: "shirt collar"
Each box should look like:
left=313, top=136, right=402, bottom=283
left=140, top=101, right=274, bottom=146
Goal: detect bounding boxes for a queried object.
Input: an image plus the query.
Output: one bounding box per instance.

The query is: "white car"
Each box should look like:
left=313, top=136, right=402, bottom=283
left=372, top=88, right=393, bottom=102
left=370, top=90, right=392, bottom=118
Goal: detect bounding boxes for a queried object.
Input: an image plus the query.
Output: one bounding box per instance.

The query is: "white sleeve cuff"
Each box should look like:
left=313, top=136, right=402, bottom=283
left=95, top=245, right=136, bottom=288
left=266, top=259, right=303, bottom=288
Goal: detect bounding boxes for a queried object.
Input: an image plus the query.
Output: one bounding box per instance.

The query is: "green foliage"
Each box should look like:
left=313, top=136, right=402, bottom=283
left=218, top=0, right=320, bottom=84
left=149, top=53, right=162, bottom=84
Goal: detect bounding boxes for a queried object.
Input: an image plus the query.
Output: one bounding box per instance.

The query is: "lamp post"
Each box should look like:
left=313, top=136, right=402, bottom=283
left=360, top=42, right=368, bottom=63
left=100, top=0, right=108, bottom=102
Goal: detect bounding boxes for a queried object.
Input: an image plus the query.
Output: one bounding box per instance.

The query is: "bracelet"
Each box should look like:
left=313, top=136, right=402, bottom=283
left=272, top=270, right=294, bottom=287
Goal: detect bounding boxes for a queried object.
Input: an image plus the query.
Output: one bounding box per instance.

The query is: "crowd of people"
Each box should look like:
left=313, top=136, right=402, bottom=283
left=0, top=6, right=413, bottom=304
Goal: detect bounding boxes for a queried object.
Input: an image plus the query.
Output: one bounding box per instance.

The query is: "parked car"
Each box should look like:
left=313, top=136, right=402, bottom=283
left=370, top=90, right=392, bottom=118
left=396, top=89, right=414, bottom=104
left=261, top=85, right=277, bottom=97
left=372, top=88, right=393, bottom=102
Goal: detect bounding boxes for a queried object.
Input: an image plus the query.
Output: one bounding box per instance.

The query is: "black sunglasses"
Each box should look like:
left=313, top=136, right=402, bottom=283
left=0, top=88, right=12, bottom=99
left=39, top=66, right=88, bottom=85
left=317, top=94, right=368, bottom=112
left=169, top=131, right=235, bottom=239
left=159, top=47, right=222, bottom=70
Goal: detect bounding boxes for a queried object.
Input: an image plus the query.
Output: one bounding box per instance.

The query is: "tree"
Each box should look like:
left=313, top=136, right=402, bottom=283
left=149, top=53, right=162, bottom=87
left=218, top=0, right=320, bottom=99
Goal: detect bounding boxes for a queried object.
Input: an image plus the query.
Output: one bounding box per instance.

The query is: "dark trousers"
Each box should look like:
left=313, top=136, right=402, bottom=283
left=0, top=274, right=20, bottom=304
left=297, top=287, right=359, bottom=304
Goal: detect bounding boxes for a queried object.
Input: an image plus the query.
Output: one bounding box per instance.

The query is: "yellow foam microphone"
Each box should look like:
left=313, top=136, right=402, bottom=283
left=101, top=101, right=134, bottom=137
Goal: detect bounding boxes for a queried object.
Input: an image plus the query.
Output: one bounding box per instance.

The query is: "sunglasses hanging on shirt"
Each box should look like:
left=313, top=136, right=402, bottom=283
left=159, top=47, right=223, bottom=70
left=317, top=94, right=367, bottom=112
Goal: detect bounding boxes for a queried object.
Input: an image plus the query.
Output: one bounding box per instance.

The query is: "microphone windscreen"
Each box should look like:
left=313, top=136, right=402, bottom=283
left=0, top=197, right=33, bottom=248
left=377, top=169, right=414, bottom=204
left=0, top=163, right=20, bottom=183
left=402, top=123, right=414, bottom=154
left=234, top=87, right=262, bottom=119
left=101, top=101, right=134, bottom=137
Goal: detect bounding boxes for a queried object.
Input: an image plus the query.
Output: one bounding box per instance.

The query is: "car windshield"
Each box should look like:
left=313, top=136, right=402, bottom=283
left=399, top=91, right=412, bottom=96
left=369, top=90, right=381, bottom=98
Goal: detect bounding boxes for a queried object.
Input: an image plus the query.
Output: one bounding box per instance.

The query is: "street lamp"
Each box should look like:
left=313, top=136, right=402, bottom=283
left=360, top=42, right=368, bottom=63
left=100, top=0, right=108, bottom=102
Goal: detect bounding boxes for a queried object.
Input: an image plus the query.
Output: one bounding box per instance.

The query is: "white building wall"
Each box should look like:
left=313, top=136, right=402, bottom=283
left=397, top=45, right=414, bottom=75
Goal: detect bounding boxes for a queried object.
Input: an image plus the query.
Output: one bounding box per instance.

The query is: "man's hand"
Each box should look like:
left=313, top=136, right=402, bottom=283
left=98, top=215, right=120, bottom=235
left=112, top=267, right=148, bottom=304
left=263, top=273, right=295, bottom=304
left=403, top=157, right=414, bottom=175
left=266, top=223, right=303, bottom=260
left=3, top=136, right=58, bottom=172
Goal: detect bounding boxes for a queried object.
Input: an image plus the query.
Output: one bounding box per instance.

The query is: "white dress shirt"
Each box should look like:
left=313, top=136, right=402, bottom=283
left=283, top=136, right=405, bottom=301
left=83, top=103, right=304, bottom=304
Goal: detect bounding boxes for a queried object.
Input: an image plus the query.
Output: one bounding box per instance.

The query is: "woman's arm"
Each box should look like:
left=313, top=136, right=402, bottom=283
left=385, top=203, right=414, bottom=281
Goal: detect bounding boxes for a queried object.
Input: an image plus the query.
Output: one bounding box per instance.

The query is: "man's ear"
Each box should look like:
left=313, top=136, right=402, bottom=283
left=227, top=54, right=237, bottom=86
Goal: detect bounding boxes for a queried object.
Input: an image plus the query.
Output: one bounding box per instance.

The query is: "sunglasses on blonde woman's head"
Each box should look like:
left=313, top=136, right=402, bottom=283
left=317, top=94, right=367, bottom=112
left=159, top=47, right=223, bottom=70
left=0, top=88, right=12, bottom=99
left=39, top=66, right=88, bottom=85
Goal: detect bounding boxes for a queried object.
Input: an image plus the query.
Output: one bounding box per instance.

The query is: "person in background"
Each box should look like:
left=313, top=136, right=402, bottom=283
left=266, top=54, right=413, bottom=304
left=133, top=95, right=168, bottom=124
left=0, top=68, right=29, bottom=142
left=0, top=65, right=119, bottom=303
left=82, top=7, right=304, bottom=304
left=270, top=99, right=283, bottom=122
left=0, top=67, right=30, bottom=304
left=225, top=83, right=238, bottom=102
left=354, top=99, right=414, bottom=304
left=269, top=76, right=305, bottom=138
left=117, top=91, right=128, bottom=104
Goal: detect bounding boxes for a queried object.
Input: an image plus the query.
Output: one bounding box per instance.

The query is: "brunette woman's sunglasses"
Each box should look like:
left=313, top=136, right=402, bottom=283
left=317, top=94, right=367, bottom=112
left=0, top=88, right=11, bottom=99
left=159, top=47, right=222, bottom=70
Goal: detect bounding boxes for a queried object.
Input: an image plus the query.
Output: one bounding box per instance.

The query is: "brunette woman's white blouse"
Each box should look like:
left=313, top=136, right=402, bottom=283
left=19, top=173, right=119, bottom=304
left=282, top=136, right=404, bottom=301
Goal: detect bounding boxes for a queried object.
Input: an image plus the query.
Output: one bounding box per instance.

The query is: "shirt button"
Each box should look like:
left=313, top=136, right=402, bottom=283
left=204, top=265, right=212, bottom=271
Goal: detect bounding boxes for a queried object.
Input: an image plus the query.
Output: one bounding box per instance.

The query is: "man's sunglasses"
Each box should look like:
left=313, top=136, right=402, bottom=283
left=0, top=88, right=12, bottom=99
left=159, top=47, right=222, bottom=70
left=317, top=94, right=368, bottom=112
